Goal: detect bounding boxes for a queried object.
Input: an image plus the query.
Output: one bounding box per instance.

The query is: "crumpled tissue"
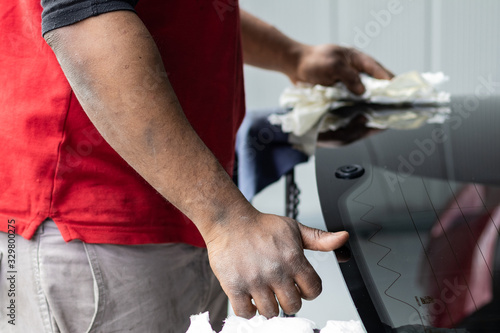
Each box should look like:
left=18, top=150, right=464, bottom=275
left=186, top=312, right=216, bottom=333
left=269, top=71, right=450, bottom=136
left=186, top=312, right=365, bottom=333
left=320, top=320, right=365, bottom=333
left=220, top=315, right=316, bottom=333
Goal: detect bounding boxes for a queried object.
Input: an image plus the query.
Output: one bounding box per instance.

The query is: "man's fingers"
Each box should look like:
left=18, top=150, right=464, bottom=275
left=251, top=289, right=280, bottom=318
left=294, top=263, right=323, bottom=301
left=274, top=281, right=302, bottom=315
left=336, top=65, right=365, bottom=95
left=229, top=294, right=257, bottom=319
left=211, top=215, right=349, bottom=321
left=298, top=223, right=349, bottom=252
left=351, top=52, right=394, bottom=80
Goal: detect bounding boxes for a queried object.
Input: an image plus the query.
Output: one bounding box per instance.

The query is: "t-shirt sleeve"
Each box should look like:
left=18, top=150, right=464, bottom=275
left=41, top=0, right=139, bottom=36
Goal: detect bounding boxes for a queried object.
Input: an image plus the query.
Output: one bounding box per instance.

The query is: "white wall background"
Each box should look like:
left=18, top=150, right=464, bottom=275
left=240, top=0, right=500, bottom=328
left=242, top=0, right=500, bottom=108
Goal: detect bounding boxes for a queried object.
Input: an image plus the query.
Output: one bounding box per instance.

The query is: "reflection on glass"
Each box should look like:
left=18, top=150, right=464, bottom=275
left=315, top=104, right=450, bottom=150
left=342, top=169, right=499, bottom=332
left=419, top=184, right=499, bottom=331
left=315, top=96, right=500, bottom=332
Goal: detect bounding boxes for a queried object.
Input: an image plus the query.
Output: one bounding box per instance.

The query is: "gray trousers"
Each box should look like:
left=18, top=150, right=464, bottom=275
left=0, top=219, right=227, bottom=333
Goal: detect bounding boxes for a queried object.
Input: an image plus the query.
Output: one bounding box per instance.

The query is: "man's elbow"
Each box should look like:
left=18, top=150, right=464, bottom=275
left=43, top=29, right=63, bottom=52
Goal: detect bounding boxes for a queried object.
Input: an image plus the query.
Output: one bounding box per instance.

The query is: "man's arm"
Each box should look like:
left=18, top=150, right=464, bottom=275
left=44, top=11, right=348, bottom=318
left=240, top=9, right=393, bottom=94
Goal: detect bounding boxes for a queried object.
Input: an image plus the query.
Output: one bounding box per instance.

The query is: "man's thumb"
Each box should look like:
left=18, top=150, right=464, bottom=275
left=298, top=223, right=349, bottom=251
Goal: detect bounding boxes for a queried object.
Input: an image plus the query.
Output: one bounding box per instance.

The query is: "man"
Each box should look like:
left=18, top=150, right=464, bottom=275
left=0, top=0, right=392, bottom=332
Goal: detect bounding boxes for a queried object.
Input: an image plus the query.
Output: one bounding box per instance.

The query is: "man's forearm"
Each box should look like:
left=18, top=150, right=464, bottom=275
left=240, top=9, right=305, bottom=80
left=240, top=9, right=393, bottom=92
left=44, top=10, right=350, bottom=319
left=44, top=11, right=256, bottom=240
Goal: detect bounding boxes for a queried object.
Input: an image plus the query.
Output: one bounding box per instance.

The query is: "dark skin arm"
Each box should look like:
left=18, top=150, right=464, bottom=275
left=240, top=10, right=394, bottom=94
left=44, top=11, right=349, bottom=319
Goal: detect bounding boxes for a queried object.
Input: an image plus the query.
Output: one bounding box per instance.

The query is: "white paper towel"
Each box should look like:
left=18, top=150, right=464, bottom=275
left=186, top=312, right=365, bottom=333
left=269, top=71, right=450, bottom=136
left=186, top=312, right=216, bottom=333
left=221, top=315, right=316, bottom=333
left=319, top=320, right=365, bottom=333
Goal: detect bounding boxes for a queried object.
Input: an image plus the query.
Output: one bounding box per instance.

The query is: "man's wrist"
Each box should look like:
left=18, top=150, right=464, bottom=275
left=282, top=43, right=311, bottom=83
left=200, top=200, right=261, bottom=246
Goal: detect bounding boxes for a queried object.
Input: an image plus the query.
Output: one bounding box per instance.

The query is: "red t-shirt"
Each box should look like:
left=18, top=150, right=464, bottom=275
left=0, top=0, right=245, bottom=247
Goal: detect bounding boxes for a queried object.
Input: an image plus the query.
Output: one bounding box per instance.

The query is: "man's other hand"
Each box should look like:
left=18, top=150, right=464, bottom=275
left=205, top=212, right=349, bottom=319
left=291, top=44, right=394, bottom=95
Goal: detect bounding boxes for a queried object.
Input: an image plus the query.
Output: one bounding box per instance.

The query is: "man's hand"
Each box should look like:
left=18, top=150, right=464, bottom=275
left=240, top=10, right=393, bottom=95
left=291, top=44, right=394, bottom=95
left=205, top=212, right=349, bottom=318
